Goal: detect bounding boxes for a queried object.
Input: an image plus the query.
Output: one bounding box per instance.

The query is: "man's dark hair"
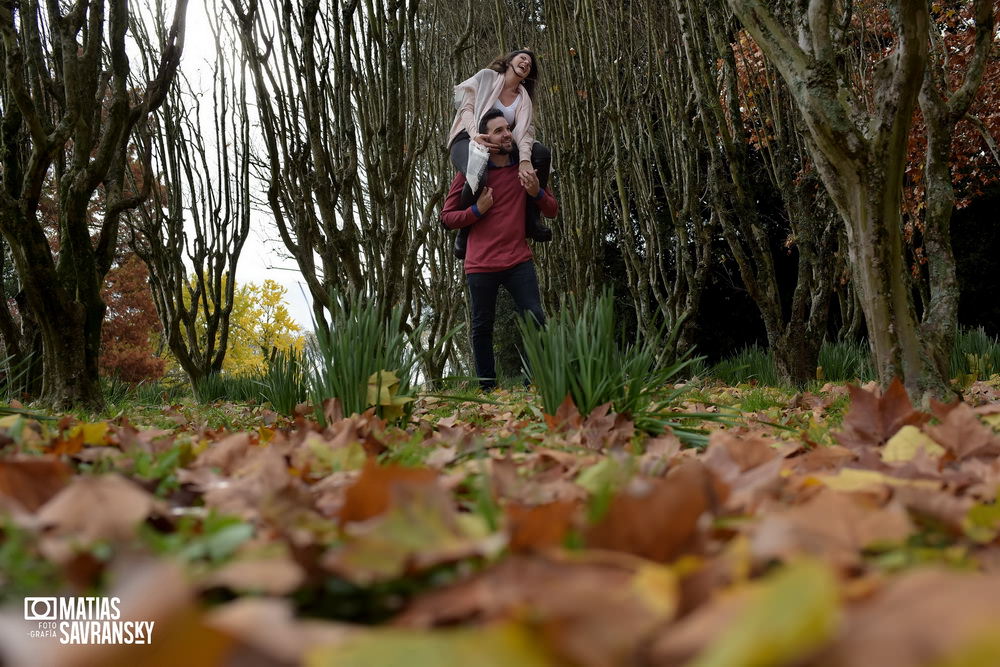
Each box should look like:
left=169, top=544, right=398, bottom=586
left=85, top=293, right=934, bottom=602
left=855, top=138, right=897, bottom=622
left=478, top=108, right=506, bottom=134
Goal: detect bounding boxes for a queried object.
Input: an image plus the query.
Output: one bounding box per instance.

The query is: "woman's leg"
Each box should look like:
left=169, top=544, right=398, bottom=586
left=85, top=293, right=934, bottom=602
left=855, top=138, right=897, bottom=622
left=448, top=132, right=476, bottom=259
left=450, top=131, right=486, bottom=208
left=531, top=141, right=551, bottom=190
left=524, top=141, right=552, bottom=242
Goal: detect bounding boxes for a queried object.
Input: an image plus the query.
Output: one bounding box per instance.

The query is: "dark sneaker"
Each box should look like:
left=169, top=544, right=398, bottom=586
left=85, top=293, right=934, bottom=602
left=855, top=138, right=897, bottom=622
left=454, top=227, right=468, bottom=259
left=525, top=201, right=552, bottom=243
left=526, top=221, right=552, bottom=242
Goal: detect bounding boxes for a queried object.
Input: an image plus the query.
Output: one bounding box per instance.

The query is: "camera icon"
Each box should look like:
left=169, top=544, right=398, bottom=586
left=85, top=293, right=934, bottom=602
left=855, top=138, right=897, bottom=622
left=24, top=598, right=57, bottom=621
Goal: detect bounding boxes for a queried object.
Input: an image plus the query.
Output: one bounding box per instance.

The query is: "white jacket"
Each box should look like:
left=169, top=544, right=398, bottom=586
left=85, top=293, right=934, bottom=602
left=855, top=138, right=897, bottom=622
left=447, top=68, right=535, bottom=160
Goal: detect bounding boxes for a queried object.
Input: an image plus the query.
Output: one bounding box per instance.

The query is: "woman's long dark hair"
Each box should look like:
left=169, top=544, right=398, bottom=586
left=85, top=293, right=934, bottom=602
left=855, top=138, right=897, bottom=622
left=489, top=49, right=539, bottom=99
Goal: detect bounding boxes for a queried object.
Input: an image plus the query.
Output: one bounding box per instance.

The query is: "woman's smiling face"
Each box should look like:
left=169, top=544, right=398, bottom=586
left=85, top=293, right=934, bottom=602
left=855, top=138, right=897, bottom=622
left=509, top=52, right=533, bottom=79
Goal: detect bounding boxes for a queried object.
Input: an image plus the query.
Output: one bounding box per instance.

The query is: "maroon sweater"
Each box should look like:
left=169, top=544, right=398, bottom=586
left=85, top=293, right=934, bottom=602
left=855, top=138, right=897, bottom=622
left=440, top=162, right=558, bottom=274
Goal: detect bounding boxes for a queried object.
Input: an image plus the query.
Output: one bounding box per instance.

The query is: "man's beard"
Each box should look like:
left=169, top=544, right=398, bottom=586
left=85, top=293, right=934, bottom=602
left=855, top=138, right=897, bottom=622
left=496, top=142, right=512, bottom=154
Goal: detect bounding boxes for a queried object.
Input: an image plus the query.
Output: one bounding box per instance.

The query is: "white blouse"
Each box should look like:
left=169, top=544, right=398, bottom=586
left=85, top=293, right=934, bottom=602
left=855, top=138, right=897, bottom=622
left=493, top=93, right=521, bottom=127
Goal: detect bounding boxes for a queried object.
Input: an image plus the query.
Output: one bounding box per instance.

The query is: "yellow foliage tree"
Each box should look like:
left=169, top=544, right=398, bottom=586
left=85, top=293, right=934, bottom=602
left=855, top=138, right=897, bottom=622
left=223, top=279, right=304, bottom=374
left=159, top=277, right=304, bottom=377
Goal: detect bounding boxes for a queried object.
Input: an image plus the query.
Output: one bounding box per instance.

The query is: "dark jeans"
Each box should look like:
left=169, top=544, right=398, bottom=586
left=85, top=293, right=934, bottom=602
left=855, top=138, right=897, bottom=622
left=467, top=260, right=545, bottom=390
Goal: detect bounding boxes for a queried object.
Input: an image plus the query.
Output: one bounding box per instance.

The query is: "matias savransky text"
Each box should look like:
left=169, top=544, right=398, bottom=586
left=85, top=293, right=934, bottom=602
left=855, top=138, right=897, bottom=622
left=24, top=596, right=155, bottom=645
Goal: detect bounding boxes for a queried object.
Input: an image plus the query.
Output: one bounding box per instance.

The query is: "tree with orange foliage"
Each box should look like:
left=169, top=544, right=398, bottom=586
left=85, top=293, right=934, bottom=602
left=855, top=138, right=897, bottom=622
left=99, top=254, right=165, bottom=383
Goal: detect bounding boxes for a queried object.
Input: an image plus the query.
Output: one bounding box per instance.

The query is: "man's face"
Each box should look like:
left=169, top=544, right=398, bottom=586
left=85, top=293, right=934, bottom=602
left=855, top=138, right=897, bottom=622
left=484, top=116, right=513, bottom=153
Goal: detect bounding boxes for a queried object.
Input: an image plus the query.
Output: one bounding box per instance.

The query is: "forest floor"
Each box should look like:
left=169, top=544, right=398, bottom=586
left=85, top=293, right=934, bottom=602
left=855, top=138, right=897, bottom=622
left=3, top=378, right=1000, bottom=665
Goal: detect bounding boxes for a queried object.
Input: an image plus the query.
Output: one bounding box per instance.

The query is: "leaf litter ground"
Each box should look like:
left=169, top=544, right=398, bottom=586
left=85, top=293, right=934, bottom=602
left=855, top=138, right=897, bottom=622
left=4, top=379, right=1000, bottom=665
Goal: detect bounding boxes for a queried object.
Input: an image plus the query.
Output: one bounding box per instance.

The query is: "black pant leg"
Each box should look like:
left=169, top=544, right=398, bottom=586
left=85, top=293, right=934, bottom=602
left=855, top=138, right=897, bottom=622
left=466, top=271, right=502, bottom=390
left=501, top=261, right=545, bottom=382
left=531, top=141, right=551, bottom=190
left=525, top=142, right=552, bottom=239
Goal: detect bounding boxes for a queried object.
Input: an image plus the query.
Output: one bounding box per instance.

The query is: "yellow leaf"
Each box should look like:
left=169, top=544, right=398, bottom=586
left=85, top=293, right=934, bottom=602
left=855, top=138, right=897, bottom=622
left=935, top=627, right=1000, bottom=667
left=575, top=457, right=628, bottom=495
left=68, top=422, right=109, bottom=446
left=881, top=425, right=945, bottom=463
left=192, top=438, right=210, bottom=457
left=366, top=370, right=414, bottom=421
left=813, top=468, right=940, bottom=493
left=0, top=414, right=21, bottom=429
left=981, top=413, right=1000, bottom=430
left=367, top=370, right=401, bottom=407
left=306, top=435, right=367, bottom=473
left=630, top=563, right=678, bottom=617
left=690, top=560, right=840, bottom=667
left=305, top=621, right=557, bottom=667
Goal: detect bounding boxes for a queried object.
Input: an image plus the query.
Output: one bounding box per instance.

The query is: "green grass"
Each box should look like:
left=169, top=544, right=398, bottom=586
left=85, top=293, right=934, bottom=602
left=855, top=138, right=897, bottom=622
left=817, top=339, right=875, bottom=383
left=307, top=292, right=424, bottom=425
left=518, top=290, right=708, bottom=440
left=261, top=346, right=308, bottom=415
left=951, top=326, right=1000, bottom=380
left=709, top=327, right=1000, bottom=390
left=193, top=372, right=262, bottom=404
left=709, top=345, right=780, bottom=387
left=739, top=387, right=786, bottom=412
left=0, top=520, right=63, bottom=601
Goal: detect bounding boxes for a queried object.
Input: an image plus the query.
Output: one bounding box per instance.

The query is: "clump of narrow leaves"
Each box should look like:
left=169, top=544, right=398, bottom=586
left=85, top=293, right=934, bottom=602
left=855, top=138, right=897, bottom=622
left=518, top=290, right=701, bottom=436
left=193, top=371, right=262, bottom=404
left=260, top=346, right=308, bottom=416
left=308, top=292, right=422, bottom=424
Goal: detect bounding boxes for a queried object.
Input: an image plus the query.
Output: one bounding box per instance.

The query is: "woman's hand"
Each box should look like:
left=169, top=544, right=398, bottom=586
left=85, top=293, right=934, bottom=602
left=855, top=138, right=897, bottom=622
left=473, top=133, right=500, bottom=154
left=518, top=167, right=540, bottom=197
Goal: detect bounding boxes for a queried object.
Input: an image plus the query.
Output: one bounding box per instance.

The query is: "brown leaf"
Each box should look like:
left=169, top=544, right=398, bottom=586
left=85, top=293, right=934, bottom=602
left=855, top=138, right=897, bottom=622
left=926, top=401, right=1000, bottom=461
left=200, top=554, right=306, bottom=595
left=817, top=569, right=1000, bottom=666
left=585, top=461, right=727, bottom=562
left=202, top=447, right=294, bottom=519
left=751, top=489, right=913, bottom=569
left=48, top=430, right=84, bottom=456
left=338, top=459, right=437, bottom=525
left=322, top=397, right=344, bottom=423
left=704, top=430, right=780, bottom=472
left=544, top=394, right=582, bottom=430
left=207, top=598, right=355, bottom=664
left=930, top=397, right=962, bottom=420
left=324, top=481, right=498, bottom=584
left=703, top=431, right=784, bottom=511
left=505, top=501, right=579, bottom=553
left=834, top=378, right=929, bottom=450
left=892, top=486, right=975, bottom=533
left=37, top=474, right=159, bottom=544
left=191, top=432, right=251, bottom=474
left=0, top=457, right=72, bottom=512
left=578, top=403, right=635, bottom=451
left=395, top=553, right=677, bottom=667
left=787, top=445, right=856, bottom=473
left=645, top=582, right=753, bottom=665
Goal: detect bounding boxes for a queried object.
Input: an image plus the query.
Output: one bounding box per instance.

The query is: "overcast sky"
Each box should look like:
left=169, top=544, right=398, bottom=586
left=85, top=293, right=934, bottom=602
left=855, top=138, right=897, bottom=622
left=180, top=2, right=316, bottom=330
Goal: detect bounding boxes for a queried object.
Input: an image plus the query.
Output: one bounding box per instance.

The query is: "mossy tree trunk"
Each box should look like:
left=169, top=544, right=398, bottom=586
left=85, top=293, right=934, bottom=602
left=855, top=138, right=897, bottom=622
left=0, top=0, right=187, bottom=409
left=728, top=0, right=953, bottom=400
